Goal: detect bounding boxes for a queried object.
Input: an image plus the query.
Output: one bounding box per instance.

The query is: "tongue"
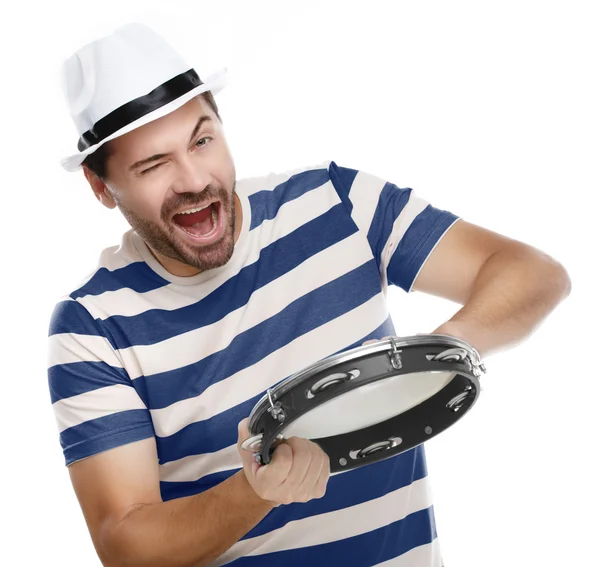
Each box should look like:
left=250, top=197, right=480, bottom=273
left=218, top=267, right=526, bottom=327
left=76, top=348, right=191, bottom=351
left=174, top=205, right=214, bottom=236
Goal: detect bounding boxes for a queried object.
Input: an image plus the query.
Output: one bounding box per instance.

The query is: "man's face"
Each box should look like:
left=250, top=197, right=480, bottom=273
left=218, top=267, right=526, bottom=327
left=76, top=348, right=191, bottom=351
left=96, top=96, right=238, bottom=276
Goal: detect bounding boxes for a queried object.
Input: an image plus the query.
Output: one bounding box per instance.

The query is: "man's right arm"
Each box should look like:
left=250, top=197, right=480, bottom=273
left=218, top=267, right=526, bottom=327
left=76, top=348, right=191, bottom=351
left=69, top=419, right=330, bottom=567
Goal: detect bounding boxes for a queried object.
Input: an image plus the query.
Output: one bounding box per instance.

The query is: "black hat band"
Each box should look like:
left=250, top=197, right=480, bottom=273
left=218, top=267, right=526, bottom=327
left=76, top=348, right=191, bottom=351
left=77, top=68, right=203, bottom=152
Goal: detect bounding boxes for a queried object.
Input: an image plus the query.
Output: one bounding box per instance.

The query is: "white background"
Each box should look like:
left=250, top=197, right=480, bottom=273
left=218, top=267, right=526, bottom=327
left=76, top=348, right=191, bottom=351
left=1, top=1, right=597, bottom=565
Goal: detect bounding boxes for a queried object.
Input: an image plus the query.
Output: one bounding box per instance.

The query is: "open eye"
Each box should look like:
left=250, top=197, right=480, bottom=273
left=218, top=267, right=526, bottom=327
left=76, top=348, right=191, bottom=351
left=195, top=137, right=211, bottom=148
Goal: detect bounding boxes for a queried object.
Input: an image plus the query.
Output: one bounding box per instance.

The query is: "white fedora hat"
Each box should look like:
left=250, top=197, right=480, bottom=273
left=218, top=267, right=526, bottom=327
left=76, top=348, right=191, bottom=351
left=60, top=22, right=227, bottom=172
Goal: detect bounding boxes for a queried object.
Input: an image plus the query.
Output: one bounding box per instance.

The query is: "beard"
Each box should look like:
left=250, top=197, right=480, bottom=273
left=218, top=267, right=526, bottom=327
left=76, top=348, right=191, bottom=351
left=114, top=181, right=237, bottom=273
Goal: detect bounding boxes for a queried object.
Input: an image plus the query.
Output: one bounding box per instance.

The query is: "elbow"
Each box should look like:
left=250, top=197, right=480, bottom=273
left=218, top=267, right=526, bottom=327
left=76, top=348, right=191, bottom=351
left=545, top=256, right=572, bottom=303
left=96, top=521, right=131, bottom=567
left=558, top=264, right=572, bottom=300
left=96, top=510, right=149, bottom=567
left=509, top=243, right=572, bottom=314
left=503, top=243, right=572, bottom=301
left=533, top=250, right=572, bottom=308
left=96, top=512, right=210, bottom=567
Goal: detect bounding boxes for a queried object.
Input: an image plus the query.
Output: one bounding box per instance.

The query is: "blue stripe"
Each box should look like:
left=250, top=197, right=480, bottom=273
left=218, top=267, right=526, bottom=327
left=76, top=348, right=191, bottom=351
left=367, top=183, right=412, bottom=272
left=388, top=205, right=459, bottom=292
left=154, top=261, right=383, bottom=462
left=100, top=203, right=358, bottom=350
left=155, top=316, right=396, bottom=464
left=248, top=168, right=330, bottom=230
left=328, top=160, right=359, bottom=215
left=161, top=468, right=238, bottom=501
left=61, top=409, right=155, bottom=466
left=48, top=299, right=104, bottom=337
left=245, top=446, right=427, bottom=539
left=70, top=262, right=170, bottom=299
left=228, top=505, right=436, bottom=566
left=160, top=446, right=427, bottom=538
left=155, top=396, right=260, bottom=462
left=49, top=361, right=131, bottom=404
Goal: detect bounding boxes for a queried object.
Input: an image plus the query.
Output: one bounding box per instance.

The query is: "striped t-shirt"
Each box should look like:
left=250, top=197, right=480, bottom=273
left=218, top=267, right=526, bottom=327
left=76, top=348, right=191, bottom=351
left=47, top=160, right=460, bottom=566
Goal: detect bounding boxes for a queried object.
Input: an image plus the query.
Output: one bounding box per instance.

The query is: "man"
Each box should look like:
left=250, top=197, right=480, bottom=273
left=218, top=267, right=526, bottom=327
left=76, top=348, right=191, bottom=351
left=48, top=23, right=571, bottom=567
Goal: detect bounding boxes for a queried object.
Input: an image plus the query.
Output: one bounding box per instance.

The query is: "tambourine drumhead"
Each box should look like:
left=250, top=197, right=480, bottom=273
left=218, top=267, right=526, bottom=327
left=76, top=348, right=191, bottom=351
left=283, top=370, right=456, bottom=439
left=243, top=334, right=485, bottom=472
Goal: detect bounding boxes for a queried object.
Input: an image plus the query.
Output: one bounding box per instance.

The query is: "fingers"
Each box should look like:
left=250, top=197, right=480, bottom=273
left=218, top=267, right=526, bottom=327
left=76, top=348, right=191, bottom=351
left=237, top=418, right=250, bottom=443
left=256, top=441, right=293, bottom=486
left=362, top=335, right=394, bottom=346
left=314, top=450, right=331, bottom=498
left=237, top=420, right=332, bottom=506
left=282, top=437, right=312, bottom=488
left=298, top=443, right=329, bottom=500
left=281, top=438, right=329, bottom=503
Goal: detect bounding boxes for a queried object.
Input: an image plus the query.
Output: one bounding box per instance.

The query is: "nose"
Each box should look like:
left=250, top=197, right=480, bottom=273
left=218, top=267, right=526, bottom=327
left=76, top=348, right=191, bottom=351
left=171, top=155, right=212, bottom=194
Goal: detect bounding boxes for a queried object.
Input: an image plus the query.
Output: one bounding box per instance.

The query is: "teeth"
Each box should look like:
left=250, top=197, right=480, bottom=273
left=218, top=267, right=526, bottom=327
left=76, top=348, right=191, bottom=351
left=204, top=203, right=218, bottom=235
left=177, top=203, right=212, bottom=215
left=179, top=201, right=219, bottom=238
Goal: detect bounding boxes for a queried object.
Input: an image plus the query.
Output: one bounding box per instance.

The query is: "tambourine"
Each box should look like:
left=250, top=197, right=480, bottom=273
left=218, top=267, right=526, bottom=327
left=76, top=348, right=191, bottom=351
left=241, top=334, right=486, bottom=472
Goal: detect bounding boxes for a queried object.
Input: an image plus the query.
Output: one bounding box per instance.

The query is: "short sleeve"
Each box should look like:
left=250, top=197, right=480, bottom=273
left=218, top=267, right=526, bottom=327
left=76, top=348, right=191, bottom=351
left=328, top=160, right=461, bottom=293
left=47, top=298, right=155, bottom=466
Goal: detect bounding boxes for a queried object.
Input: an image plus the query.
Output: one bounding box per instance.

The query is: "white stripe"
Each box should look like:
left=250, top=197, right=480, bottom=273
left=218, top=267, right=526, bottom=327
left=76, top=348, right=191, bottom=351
left=70, top=233, right=142, bottom=297
left=120, top=229, right=372, bottom=381
left=379, top=192, right=430, bottom=295
left=160, top=444, right=241, bottom=483
left=348, top=170, right=386, bottom=237
left=79, top=174, right=337, bottom=320
left=151, top=291, right=389, bottom=438
left=211, top=476, right=433, bottom=565
left=96, top=232, right=144, bottom=272
left=53, top=384, right=147, bottom=433
left=372, top=538, right=442, bottom=567
left=47, top=332, right=125, bottom=369
left=241, top=160, right=331, bottom=195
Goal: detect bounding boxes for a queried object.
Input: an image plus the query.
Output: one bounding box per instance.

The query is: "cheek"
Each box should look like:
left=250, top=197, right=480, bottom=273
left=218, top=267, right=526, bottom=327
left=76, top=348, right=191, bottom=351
left=223, top=164, right=237, bottom=195
left=125, top=191, right=166, bottom=222
left=213, top=139, right=235, bottom=177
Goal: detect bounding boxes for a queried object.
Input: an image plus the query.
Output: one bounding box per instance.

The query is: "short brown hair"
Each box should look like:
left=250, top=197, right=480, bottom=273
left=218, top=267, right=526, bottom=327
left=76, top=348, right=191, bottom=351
left=82, top=91, right=222, bottom=180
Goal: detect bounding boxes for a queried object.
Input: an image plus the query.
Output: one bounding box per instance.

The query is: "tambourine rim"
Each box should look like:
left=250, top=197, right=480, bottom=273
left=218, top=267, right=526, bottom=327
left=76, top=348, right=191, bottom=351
left=248, top=334, right=482, bottom=432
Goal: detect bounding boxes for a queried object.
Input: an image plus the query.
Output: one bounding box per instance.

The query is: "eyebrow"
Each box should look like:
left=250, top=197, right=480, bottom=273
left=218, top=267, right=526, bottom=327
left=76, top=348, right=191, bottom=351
left=128, top=114, right=213, bottom=172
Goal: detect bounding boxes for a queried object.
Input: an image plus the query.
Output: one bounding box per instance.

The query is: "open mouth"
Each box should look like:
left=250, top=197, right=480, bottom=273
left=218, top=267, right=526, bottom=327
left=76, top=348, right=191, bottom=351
left=172, top=201, right=223, bottom=242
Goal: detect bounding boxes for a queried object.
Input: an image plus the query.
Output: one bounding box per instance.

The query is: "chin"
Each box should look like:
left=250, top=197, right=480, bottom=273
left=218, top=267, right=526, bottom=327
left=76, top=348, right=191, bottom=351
left=172, top=225, right=236, bottom=272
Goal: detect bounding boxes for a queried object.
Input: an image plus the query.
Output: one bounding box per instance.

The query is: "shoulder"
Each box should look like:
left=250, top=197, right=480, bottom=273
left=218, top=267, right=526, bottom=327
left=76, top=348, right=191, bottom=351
left=236, top=160, right=334, bottom=196
left=48, top=230, right=144, bottom=327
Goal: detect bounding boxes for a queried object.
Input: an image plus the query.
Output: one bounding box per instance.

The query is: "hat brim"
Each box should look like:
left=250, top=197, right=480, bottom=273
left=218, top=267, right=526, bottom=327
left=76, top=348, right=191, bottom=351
left=60, top=67, right=228, bottom=172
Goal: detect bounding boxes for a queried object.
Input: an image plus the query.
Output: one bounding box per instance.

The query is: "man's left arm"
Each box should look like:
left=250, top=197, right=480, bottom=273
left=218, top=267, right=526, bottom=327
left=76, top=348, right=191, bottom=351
left=410, top=219, right=572, bottom=357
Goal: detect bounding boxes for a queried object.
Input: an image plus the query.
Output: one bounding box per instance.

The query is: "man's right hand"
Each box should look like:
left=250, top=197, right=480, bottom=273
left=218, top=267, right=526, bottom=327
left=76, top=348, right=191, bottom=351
left=237, top=418, right=330, bottom=507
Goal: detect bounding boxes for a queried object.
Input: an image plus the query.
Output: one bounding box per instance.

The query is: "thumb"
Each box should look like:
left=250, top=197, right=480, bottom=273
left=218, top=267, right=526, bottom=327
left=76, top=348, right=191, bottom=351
left=237, top=418, right=259, bottom=474
left=237, top=417, right=250, bottom=442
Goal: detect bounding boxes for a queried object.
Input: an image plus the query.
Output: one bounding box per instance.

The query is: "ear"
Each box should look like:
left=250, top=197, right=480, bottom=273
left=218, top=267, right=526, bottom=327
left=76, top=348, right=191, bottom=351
left=82, top=165, right=117, bottom=209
